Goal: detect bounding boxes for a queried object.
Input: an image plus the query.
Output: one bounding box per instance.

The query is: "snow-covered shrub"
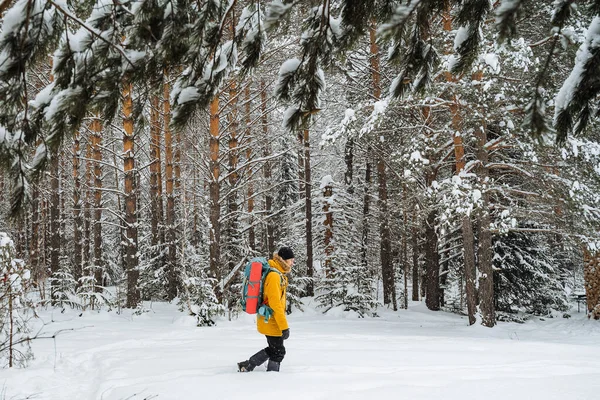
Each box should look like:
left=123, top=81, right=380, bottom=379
left=493, top=230, right=569, bottom=316
left=49, top=261, right=81, bottom=309
left=177, top=244, right=224, bottom=326
left=0, top=232, right=35, bottom=368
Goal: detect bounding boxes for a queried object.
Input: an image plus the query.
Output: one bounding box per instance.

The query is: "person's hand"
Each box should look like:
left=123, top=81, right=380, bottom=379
left=281, top=328, right=290, bottom=340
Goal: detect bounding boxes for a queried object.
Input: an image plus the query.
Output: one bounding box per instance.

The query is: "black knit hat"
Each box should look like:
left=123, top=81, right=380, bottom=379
left=278, top=247, right=295, bottom=260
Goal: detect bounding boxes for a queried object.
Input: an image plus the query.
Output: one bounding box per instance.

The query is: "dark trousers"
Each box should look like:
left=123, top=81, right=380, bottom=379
left=264, top=335, right=286, bottom=363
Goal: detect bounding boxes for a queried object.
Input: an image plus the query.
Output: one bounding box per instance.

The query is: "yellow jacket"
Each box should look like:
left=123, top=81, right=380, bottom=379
left=257, top=254, right=290, bottom=336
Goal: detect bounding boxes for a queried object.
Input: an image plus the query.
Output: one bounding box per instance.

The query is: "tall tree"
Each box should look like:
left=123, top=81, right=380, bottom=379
left=261, top=80, right=275, bottom=255
left=209, top=96, right=221, bottom=290
left=244, top=84, right=256, bottom=252
left=90, top=118, right=104, bottom=296
left=302, top=125, right=315, bottom=297
left=72, top=130, right=83, bottom=285
left=149, top=94, right=164, bottom=251
left=370, top=22, right=394, bottom=307
left=475, top=124, right=495, bottom=327
left=49, top=153, right=60, bottom=301
left=164, top=78, right=178, bottom=301
left=123, top=82, right=139, bottom=308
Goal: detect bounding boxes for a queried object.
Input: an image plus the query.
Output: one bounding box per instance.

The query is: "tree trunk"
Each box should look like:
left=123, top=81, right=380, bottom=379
left=303, top=127, right=315, bottom=297
left=226, top=78, right=240, bottom=275
left=361, top=154, right=372, bottom=274
left=209, top=96, right=222, bottom=286
left=402, top=189, right=409, bottom=309
left=164, top=79, right=178, bottom=301
left=149, top=94, right=163, bottom=249
left=583, top=248, right=600, bottom=319
left=30, top=184, right=41, bottom=288
left=424, top=206, right=440, bottom=311
left=412, top=206, right=419, bottom=301
left=123, top=82, right=139, bottom=308
left=72, top=130, right=83, bottom=286
left=49, top=152, right=60, bottom=301
left=323, top=181, right=334, bottom=277
left=378, top=157, right=394, bottom=306
left=245, top=84, right=256, bottom=251
left=261, top=80, right=275, bottom=255
left=450, top=102, right=477, bottom=325
left=297, top=130, right=305, bottom=201
left=476, top=125, right=495, bottom=327
left=91, top=118, right=104, bottom=296
left=344, top=137, right=354, bottom=193
left=462, top=215, right=477, bottom=323
left=83, top=141, right=92, bottom=282
left=370, top=21, right=394, bottom=307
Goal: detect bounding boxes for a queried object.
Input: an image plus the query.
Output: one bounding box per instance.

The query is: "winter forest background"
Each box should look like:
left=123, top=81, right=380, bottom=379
left=2, top=0, right=600, bottom=369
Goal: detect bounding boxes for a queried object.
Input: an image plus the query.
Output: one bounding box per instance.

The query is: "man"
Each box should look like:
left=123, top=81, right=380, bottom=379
left=238, top=247, right=294, bottom=372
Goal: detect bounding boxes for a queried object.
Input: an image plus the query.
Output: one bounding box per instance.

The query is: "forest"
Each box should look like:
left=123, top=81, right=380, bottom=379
left=1, top=0, right=600, bottom=368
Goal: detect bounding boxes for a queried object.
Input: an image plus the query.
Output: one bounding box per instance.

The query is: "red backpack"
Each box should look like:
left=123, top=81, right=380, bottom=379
left=240, top=257, right=282, bottom=321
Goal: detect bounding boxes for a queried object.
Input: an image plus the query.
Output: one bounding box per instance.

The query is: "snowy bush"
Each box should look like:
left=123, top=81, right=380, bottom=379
left=0, top=232, right=35, bottom=368
left=177, top=244, right=224, bottom=326
left=493, top=230, right=569, bottom=316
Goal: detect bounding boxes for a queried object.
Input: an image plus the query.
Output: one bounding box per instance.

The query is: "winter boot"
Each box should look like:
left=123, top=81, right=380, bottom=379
left=237, top=360, right=254, bottom=372
left=266, top=360, right=280, bottom=372
left=238, top=349, right=269, bottom=372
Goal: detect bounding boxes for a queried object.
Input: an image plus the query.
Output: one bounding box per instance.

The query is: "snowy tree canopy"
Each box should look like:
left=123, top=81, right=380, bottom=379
left=0, top=0, right=598, bottom=215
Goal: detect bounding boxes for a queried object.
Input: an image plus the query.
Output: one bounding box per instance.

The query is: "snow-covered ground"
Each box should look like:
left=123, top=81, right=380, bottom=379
left=2, top=300, right=600, bottom=400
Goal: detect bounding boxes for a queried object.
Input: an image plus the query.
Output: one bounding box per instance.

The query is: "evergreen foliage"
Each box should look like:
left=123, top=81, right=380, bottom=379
left=178, top=243, right=224, bottom=326
left=493, top=230, right=569, bottom=316
left=0, top=232, right=35, bottom=368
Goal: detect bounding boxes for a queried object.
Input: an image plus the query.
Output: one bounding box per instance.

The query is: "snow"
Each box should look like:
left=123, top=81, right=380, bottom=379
left=454, top=25, right=470, bottom=51
left=44, top=87, right=84, bottom=122
left=481, top=53, right=500, bottom=73
left=30, top=82, right=56, bottom=109
left=68, top=29, right=91, bottom=53
left=2, top=300, right=599, bottom=399
left=0, top=126, right=7, bottom=145
left=279, top=58, right=301, bottom=76
left=264, top=0, right=293, bottom=30
left=31, top=142, right=47, bottom=169
left=176, top=87, right=200, bottom=105
left=0, top=232, right=14, bottom=248
left=164, top=2, right=173, bottom=19
left=342, top=108, right=355, bottom=126
left=320, top=174, right=334, bottom=189
left=329, top=15, right=342, bottom=38
left=0, top=0, right=35, bottom=38
left=409, top=150, right=429, bottom=165
left=555, top=16, right=600, bottom=121
left=89, top=0, right=114, bottom=22
left=495, top=0, right=521, bottom=24
left=282, top=106, right=299, bottom=128
left=378, top=2, right=420, bottom=38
